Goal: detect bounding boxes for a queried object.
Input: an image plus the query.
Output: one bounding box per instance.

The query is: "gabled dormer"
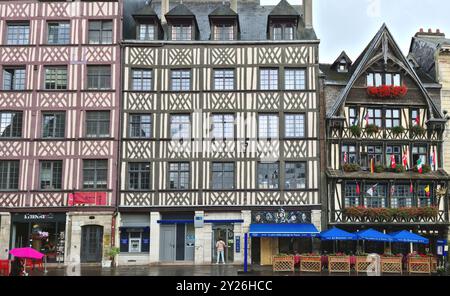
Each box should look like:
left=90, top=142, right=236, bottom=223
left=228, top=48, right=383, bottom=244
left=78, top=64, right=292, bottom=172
left=165, top=3, right=199, bottom=41
left=208, top=4, right=240, bottom=41
left=132, top=4, right=163, bottom=41
left=267, top=0, right=300, bottom=41
left=331, top=51, right=352, bottom=73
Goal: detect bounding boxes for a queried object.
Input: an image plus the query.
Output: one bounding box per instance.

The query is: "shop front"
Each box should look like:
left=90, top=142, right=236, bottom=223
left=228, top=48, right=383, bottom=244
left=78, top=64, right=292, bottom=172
left=118, top=213, right=150, bottom=265
left=10, top=212, right=66, bottom=263
left=158, top=213, right=195, bottom=263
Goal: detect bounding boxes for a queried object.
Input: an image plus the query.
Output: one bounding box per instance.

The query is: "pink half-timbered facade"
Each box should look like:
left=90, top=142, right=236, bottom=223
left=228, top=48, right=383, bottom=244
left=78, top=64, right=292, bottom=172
left=0, top=0, right=121, bottom=264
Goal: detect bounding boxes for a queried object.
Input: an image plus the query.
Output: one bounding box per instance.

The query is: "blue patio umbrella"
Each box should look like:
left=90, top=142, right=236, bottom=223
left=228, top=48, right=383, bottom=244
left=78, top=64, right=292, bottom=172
left=356, top=229, right=394, bottom=242
left=320, top=227, right=357, bottom=241
left=389, top=230, right=429, bottom=245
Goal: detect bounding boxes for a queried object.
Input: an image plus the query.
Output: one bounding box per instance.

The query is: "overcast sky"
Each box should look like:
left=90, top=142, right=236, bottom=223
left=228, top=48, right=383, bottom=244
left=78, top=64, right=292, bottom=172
left=261, top=0, right=450, bottom=63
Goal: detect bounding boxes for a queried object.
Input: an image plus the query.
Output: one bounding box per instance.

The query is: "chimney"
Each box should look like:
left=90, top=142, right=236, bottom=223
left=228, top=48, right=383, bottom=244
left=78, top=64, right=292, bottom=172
left=415, top=28, right=445, bottom=39
left=161, top=0, right=169, bottom=24
left=231, top=0, right=237, bottom=13
left=304, top=0, right=313, bottom=29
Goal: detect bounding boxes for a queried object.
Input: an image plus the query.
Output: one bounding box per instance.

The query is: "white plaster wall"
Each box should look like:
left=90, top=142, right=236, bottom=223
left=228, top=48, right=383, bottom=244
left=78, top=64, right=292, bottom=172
left=149, top=212, right=161, bottom=264
left=0, top=213, right=11, bottom=260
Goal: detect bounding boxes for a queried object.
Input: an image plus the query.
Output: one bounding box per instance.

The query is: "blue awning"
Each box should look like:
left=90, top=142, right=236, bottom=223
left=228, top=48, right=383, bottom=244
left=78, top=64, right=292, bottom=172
left=320, top=227, right=357, bottom=241
left=355, top=229, right=394, bottom=242
left=249, top=224, right=320, bottom=238
left=389, top=231, right=429, bottom=245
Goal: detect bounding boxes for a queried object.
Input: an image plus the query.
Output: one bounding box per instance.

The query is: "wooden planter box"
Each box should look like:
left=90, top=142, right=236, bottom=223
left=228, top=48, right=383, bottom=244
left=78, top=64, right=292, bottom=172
left=381, top=257, right=403, bottom=274
left=272, top=256, right=295, bottom=272
left=431, top=257, right=437, bottom=273
left=408, top=257, right=431, bottom=274
left=328, top=256, right=351, bottom=274
left=299, top=256, right=322, bottom=273
left=355, top=256, right=371, bottom=275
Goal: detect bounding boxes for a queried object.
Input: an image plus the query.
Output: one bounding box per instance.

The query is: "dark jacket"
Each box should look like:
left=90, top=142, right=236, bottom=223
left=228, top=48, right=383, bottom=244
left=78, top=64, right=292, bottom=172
left=9, top=259, right=23, bottom=276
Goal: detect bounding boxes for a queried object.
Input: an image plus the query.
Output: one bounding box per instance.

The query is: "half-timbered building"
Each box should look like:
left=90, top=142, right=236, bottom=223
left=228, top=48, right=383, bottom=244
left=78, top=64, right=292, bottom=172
left=120, top=0, right=321, bottom=265
left=321, top=24, right=449, bottom=254
left=0, top=0, right=122, bottom=264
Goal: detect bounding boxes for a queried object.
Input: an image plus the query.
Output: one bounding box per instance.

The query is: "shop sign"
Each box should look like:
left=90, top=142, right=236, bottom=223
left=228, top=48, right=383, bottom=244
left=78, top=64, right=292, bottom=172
left=194, top=213, right=204, bottom=228
left=12, top=213, right=66, bottom=223
left=437, top=240, right=448, bottom=257
left=252, top=209, right=311, bottom=224
left=68, top=192, right=107, bottom=206
left=235, top=236, right=241, bottom=253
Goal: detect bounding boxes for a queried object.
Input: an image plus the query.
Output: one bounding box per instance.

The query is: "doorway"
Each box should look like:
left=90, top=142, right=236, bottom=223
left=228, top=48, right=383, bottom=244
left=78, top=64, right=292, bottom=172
left=212, top=224, right=234, bottom=264
left=160, top=225, right=176, bottom=262
left=80, top=225, right=103, bottom=263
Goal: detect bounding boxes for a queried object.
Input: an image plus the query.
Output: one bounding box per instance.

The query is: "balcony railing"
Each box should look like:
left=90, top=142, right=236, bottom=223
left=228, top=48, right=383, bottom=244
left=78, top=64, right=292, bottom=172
left=331, top=210, right=448, bottom=224
left=330, top=127, right=439, bottom=141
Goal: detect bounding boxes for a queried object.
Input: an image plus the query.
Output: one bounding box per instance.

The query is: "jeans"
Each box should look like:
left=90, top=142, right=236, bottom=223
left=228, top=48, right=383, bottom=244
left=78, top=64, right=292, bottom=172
left=217, top=250, right=225, bottom=264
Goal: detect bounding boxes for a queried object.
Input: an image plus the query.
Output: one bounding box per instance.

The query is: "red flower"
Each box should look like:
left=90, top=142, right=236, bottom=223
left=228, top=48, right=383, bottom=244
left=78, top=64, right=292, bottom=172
left=367, top=85, right=408, bottom=98
left=367, top=86, right=379, bottom=96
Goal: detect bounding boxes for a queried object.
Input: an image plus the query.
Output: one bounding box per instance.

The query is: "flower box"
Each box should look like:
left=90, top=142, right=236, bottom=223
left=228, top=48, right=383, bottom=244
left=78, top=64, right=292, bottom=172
left=272, top=255, right=295, bottom=272
left=367, top=85, right=408, bottom=98
left=381, top=256, right=403, bottom=274
left=355, top=256, right=373, bottom=275
left=408, top=257, right=431, bottom=274
left=299, top=256, right=322, bottom=273
left=328, top=256, right=351, bottom=274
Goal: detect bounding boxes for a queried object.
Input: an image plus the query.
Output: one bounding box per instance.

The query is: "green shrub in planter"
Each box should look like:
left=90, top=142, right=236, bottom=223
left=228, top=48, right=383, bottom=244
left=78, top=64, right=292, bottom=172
left=391, top=126, right=405, bottom=136
left=411, top=125, right=426, bottom=137
left=343, top=163, right=360, bottom=172
left=349, top=125, right=362, bottom=137
left=413, top=164, right=431, bottom=174
left=365, top=124, right=380, bottom=135
left=393, top=165, right=406, bottom=173
left=374, top=164, right=385, bottom=173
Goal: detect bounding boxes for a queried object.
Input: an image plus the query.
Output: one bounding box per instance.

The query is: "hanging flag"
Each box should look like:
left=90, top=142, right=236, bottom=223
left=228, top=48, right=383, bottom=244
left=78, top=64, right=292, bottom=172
left=365, top=111, right=370, bottom=126
left=424, top=185, right=431, bottom=197
left=402, top=147, right=409, bottom=170
left=370, top=158, right=375, bottom=174
left=390, top=184, right=395, bottom=196
left=432, top=148, right=437, bottom=171
left=415, top=113, right=421, bottom=126
left=367, top=184, right=378, bottom=197
left=417, top=157, right=423, bottom=174
left=353, top=117, right=359, bottom=127
left=356, top=182, right=361, bottom=195
left=391, top=154, right=397, bottom=169
left=410, top=181, right=414, bottom=194
left=344, top=152, right=348, bottom=164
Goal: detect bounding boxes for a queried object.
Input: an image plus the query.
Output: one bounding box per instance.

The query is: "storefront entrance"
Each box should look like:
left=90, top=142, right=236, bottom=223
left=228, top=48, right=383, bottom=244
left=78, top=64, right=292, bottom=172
left=159, top=224, right=195, bottom=262
left=212, top=224, right=234, bottom=264
left=10, top=213, right=66, bottom=263
left=81, top=225, right=103, bottom=263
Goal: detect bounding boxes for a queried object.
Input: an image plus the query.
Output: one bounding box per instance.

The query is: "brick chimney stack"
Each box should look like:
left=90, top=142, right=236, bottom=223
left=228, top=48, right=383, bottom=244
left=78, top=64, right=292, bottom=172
left=304, top=0, right=313, bottom=29
left=415, top=28, right=445, bottom=38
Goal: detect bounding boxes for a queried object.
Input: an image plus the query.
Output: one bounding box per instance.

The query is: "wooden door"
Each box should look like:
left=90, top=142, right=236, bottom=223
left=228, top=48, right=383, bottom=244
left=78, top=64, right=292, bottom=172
left=260, top=238, right=279, bottom=265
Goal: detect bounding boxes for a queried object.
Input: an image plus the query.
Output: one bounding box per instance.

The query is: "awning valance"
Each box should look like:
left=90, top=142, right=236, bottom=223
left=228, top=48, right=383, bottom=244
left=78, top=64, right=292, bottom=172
left=249, top=224, right=320, bottom=238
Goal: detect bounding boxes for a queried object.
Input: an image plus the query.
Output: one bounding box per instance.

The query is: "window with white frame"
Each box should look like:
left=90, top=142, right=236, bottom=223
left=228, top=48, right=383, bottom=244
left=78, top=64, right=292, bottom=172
left=285, top=68, right=306, bottom=90
left=213, top=69, right=234, bottom=90
left=211, top=114, right=234, bottom=139
left=170, top=114, right=190, bottom=139
left=260, top=68, right=278, bottom=90
left=258, top=114, right=279, bottom=139
left=285, top=114, right=305, bottom=138
left=132, top=69, right=152, bottom=91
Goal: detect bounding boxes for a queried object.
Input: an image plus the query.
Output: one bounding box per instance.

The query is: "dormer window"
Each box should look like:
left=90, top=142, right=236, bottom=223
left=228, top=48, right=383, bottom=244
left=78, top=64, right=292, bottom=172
left=172, top=23, right=192, bottom=41
left=137, top=23, right=156, bottom=41
left=272, top=23, right=295, bottom=40
left=213, top=24, right=234, bottom=41
left=367, top=72, right=401, bottom=86
left=338, top=59, right=348, bottom=73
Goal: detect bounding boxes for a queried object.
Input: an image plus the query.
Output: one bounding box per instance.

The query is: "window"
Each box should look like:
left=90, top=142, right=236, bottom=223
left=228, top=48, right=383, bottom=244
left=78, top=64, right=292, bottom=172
left=367, top=73, right=401, bottom=86
left=7, top=22, right=29, bottom=45
left=272, top=24, right=294, bottom=40
left=349, top=107, right=358, bottom=126
left=367, top=145, right=383, bottom=165
left=132, top=69, right=152, bottom=91
left=342, top=144, right=357, bottom=164
left=137, top=24, right=155, bottom=41
left=258, top=114, right=279, bottom=139
left=211, top=114, right=234, bottom=139
left=411, top=109, right=420, bottom=126
left=47, top=22, right=70, bottom=45
left=40, top=161, right=62, bottom=190
left=129, top=114, right=151, bottom=138
left=83, top=160, right=108, bottom=189
left=345, top=183, right=360, bottom=207
left=385, top=109, right=400, bottom=128
left=0, top=161, right=19, bottom=190
left=285, top=162, right=306, bottom=189
left=258, top=162, right=279, bottom=189
left=364, top=184, right=386, bottom=208
left=171, top=24, right=192, bottom=41
left=213, top=69, right=234, bottom=90
left=417, top=184, right=432, bottom=207
left=214, top=24, right=234, bottom=41
left=128, top=163, right=151, bottom=190
left=87, top=66, right=111, bottom=90
left=86, top=111, right=110, bottom=138
left=171, top=70, right=190, bottom=91
left=168, top=162, right=190, bottom=190
left=412, top=145, right=427, bottom=166
left=391, top=184, right=413, bottom=208
left=385, top=73, right=401, bottom=86
left=260, top=68, right=278, bottom=90
left=367, top=108, right=382, bottom=127
left=211, top=162, right=235, bottom=190
left=3, top=68, right=25, bottom=90
left=42, top=112, right=65, bottom=138
left=386, top=146, right=401, bottom=166
left=0, top=112, right=22, bottom=138
left=285, top=114, right=305, bottom=138
left=170, top=115, right=190, bottom=139
left=88, top=20, right=113, bottom=44
left=285, top=68, right=306, bottom=90
left=45, top=67, right=67, bottom=90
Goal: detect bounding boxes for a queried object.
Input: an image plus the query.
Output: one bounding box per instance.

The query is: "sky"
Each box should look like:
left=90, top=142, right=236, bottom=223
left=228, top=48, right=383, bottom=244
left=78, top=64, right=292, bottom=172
left=261, top=0, right=450, bottom=63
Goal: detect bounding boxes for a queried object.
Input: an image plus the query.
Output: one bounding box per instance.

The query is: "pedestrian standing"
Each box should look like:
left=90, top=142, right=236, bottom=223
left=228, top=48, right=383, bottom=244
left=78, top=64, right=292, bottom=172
left=216, top=238, right=226, bottom=264
left=10, top=257, right=23, bottom=276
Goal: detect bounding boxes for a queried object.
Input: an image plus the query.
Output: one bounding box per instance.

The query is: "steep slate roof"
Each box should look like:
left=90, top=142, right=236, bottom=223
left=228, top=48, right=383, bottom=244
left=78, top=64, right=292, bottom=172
left=326, top=24, right=443, bottom=120
left=123, top=0, right=317, bottom=41
left=331, top=51, right=352, bottom=69
left=166, top=3, right=196, bottom=17
left=209, top=3, right=237, bottom=16
left=268, top=0, right=300, bottom=17
left=133, top=4, right=158, bottom=17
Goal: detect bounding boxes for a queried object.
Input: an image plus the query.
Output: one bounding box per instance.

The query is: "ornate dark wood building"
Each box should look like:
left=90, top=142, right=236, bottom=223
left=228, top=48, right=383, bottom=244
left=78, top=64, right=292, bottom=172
left=119, top=0, right=321, bottom=265
left=321, top=24, right=449, bottom=254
